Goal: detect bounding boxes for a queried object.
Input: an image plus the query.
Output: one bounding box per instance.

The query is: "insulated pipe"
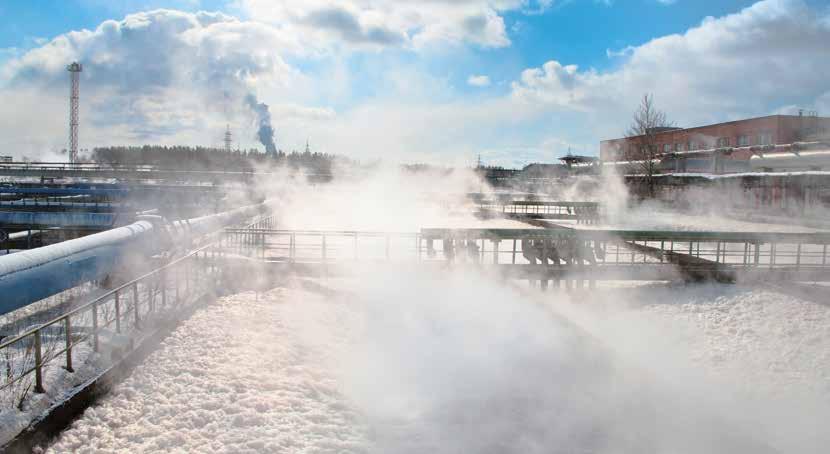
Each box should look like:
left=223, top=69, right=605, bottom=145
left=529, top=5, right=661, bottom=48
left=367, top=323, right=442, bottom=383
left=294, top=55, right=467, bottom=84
left=0, top=212, right=117, bottom=228
left=0, top=221, right=154, bottom=315
left=0, top=202, right=268, bottom=315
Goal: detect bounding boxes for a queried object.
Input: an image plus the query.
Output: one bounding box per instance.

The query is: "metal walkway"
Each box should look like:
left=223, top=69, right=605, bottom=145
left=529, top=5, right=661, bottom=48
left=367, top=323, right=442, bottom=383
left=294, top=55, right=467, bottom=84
left=218, top=227, right=830, bottom=283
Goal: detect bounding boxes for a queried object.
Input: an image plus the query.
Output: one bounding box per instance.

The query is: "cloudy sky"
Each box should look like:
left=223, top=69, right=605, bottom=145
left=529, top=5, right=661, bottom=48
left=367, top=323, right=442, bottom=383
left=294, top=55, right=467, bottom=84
left=0, top=0, right=828, bottom=166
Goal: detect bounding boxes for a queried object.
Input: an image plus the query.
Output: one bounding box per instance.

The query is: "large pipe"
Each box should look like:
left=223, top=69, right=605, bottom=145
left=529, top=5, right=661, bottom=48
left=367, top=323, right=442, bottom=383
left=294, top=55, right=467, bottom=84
left=0, top=202, right=268, bottom=315
left=0, top=221, right=154, bottom=314
left=0, top=212, right=117, bottom=228
left=0, top=201, right=122, bottom=209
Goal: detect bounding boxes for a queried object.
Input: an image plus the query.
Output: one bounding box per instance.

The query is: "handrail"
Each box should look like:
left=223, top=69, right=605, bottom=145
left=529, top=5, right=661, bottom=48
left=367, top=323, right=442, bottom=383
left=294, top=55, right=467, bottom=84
left=0, top=242, right=212, bottom=351
left=224, top=228, right=417, bottom=236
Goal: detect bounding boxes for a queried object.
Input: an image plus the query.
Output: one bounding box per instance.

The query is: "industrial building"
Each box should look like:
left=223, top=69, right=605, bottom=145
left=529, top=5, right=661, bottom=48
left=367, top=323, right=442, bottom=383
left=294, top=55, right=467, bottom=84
left=600, top=112, right=830, bottom=163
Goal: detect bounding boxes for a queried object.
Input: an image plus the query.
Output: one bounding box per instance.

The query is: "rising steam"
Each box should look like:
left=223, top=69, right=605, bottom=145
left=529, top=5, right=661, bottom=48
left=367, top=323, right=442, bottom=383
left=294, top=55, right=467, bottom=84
left=246, top=94, right=277, bottom=154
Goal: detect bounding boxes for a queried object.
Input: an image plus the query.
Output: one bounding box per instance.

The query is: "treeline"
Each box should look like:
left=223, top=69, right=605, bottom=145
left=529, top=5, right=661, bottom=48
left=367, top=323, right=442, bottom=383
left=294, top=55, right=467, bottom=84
left=91, top=146, right=353, bottom=173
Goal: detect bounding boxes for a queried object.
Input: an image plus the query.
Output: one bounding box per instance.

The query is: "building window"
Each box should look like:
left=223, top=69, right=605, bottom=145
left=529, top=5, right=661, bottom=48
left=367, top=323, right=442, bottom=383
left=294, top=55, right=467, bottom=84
left=738, top=135, right=750, bottom=146
left=663, top=144, right=672, bottom=153
left=716, top=137, right=730, bottom=147
left=674, top=143, right=682, bottom=152
left=687, top=141, right=694, bottom=151
left=758, top=133, right=773, bottom=146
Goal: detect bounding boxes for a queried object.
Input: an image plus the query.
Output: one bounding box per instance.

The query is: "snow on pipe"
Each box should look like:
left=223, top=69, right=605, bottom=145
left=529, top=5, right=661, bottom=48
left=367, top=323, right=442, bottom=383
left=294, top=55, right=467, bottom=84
left=0, top=221, right=155, bottom=315
left=0, top=202, right=269, bottom=315
left=169, top=203, right=267, bottom=239
left=5, top=230, right=43, bottom=241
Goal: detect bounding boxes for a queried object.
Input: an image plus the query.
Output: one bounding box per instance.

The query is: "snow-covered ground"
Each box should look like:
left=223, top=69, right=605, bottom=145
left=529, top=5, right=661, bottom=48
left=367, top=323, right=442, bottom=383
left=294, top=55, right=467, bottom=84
left=49, top=270, right=830, bottom=453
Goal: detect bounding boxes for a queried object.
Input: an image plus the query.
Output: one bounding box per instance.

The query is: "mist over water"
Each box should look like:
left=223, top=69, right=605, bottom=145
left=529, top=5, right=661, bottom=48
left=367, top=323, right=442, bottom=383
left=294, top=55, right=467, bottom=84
left=254, top=167, right=828, bottom=453
left=48, top=166, right=830, bottom=453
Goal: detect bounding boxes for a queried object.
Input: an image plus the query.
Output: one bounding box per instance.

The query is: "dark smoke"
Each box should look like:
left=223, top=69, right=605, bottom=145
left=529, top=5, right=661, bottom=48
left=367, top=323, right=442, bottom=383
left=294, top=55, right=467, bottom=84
left=245, top=94, right=277, bottom=154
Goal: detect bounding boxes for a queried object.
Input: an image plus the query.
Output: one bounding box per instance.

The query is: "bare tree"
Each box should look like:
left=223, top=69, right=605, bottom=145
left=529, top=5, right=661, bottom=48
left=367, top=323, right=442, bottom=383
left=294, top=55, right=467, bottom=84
left=625, top=94, right=674, bottom=198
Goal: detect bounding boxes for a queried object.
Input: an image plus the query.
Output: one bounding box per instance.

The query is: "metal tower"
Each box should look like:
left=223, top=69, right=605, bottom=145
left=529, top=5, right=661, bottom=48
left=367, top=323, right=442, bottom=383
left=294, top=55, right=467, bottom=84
left=67, top=62, right=82, bottom=164
left=224, top=124, right=232, bottom=152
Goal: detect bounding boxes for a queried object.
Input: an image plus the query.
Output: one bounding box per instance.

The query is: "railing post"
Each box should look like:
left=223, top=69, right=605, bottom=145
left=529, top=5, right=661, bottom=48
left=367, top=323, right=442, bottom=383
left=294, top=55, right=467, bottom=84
left=322, top=235, right=327, bottom=262
left=65, top=317, right=74, bottom=372
left=161, top=270, right=167, bottom=309
left=185, top=259, right=191, bottom=296
left=796, top=243, right=802, bottom=270
left=133, top=282, right=140, bottom=329
left=290, top=233, right=296, bottom=262
left=147, top=279, right=154, bottom=314
left=115, top=290, right=121, bottom=334
left=175, top=265, right=180, bottom=305
left=34, top=329, right=45, bottom=393
left=92, top=302, right=99, bottom=353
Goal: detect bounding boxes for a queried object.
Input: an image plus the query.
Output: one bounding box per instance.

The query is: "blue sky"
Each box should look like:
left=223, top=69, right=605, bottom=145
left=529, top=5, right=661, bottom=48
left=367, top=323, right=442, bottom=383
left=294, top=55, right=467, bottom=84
left=1, top=0, right=829, bottom=166
left=0, top=1, right=766, bottom=74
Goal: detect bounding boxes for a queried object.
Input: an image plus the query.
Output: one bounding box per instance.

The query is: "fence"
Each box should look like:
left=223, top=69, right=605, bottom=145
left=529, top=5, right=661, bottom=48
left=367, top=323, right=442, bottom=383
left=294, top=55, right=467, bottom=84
left=0, top=245, right=215, bottom=409
left=476, top=201, right=602, bottom=224
left=218, top=226, right=830, bottom=283
left=222, top=228, right=420, bottom=263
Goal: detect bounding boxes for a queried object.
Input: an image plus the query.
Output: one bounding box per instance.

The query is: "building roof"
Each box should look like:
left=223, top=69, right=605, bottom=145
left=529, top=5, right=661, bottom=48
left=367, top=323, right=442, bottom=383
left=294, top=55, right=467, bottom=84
left=559, top=155, right=598, bottom=164
left=601, top=114, right=830, bottom=143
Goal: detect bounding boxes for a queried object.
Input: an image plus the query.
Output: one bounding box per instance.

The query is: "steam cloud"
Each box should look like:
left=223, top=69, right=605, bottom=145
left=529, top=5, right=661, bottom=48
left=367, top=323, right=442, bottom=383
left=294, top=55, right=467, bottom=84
left=246, top=94, right=278, bottom=154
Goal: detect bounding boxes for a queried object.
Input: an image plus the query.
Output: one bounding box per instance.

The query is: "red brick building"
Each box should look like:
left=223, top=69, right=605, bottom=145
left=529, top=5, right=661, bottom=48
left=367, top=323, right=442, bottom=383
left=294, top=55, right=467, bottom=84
left=600, top=113, right=830, bottom=162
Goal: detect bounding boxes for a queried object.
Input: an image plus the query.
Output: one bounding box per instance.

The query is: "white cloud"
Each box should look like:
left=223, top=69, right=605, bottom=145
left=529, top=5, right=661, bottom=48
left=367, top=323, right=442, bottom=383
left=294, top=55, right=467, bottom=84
left=0, top=9, right=325, bottom=157
left=605, top=45, right=635, bottom=58
left=467, top=75, right=491, bottom=87
left=2, top=0, right=829, bottom=166
left=238, top=0, right=555, bottom=50
left=511, top=0, right=830, bottom=136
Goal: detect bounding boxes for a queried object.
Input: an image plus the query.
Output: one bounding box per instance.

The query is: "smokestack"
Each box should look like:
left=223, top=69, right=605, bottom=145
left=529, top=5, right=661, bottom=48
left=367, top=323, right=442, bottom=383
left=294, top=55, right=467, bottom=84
left=245, top=94, right=277, bottom=155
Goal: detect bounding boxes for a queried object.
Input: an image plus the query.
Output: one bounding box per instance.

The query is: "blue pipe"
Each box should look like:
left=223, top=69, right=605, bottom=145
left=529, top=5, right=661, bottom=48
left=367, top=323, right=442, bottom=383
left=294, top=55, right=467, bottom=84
left=0, top=212, right=116, bottom=228
left=0, top=221, right=155, bottom=315
left=0, top=202, right=268, bottom=315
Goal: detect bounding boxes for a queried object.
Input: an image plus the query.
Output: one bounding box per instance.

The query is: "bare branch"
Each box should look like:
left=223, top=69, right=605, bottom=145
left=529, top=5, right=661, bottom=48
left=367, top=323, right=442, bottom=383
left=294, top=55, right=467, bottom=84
left=625, top=94, right=673, bottom=197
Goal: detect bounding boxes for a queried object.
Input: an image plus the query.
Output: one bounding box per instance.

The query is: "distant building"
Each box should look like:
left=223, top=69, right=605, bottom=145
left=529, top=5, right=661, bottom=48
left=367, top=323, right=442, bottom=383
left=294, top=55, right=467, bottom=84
left=0, top=156, right=12, bottom=163
left=600, top=113, right=830, bottom=162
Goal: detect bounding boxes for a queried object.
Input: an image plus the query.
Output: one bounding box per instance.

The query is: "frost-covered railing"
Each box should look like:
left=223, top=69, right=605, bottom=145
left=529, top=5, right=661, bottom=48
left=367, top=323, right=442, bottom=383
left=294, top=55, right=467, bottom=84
left=222, top=228, right=421, bottom=263
left=220, top=227, right=830, bottom=283
left=0, top=244, right=216, bottom=410
left=475, top=201, right=602, bottom=224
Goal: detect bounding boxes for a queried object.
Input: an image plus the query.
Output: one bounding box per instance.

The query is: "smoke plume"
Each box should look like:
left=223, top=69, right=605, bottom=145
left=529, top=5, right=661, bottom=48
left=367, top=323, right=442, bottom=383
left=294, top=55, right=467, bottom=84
left=246, top=94, right=277, bottom=154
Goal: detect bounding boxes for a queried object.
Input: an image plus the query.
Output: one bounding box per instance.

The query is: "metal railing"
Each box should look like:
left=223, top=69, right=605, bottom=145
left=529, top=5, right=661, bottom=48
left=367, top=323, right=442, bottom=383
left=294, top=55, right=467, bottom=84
left=476, top=201, right=602, bottom=224
left=219, top=227, right=830, bottom=278
left=419, top=228, right=830, bottom=268
left=222, top=228, right=420, bottom=263
left=0, top=245, right=215, bottom=405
